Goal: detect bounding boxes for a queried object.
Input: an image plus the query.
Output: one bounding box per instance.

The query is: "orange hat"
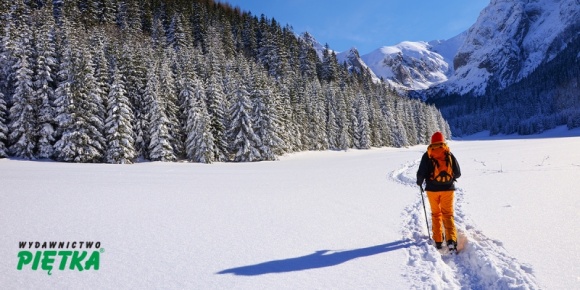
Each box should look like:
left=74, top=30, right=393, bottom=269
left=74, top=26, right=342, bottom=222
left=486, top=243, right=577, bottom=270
left=431, top=131, right=445, bottom=144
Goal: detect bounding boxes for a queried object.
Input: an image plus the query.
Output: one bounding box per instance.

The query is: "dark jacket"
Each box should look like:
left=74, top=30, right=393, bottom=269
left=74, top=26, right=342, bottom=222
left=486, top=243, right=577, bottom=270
left=416, top=151, right=461, bottom=191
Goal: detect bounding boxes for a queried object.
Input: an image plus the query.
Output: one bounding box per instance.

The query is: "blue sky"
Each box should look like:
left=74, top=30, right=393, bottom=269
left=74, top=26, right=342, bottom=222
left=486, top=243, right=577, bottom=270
left=217, top=0, right=490, bottom=55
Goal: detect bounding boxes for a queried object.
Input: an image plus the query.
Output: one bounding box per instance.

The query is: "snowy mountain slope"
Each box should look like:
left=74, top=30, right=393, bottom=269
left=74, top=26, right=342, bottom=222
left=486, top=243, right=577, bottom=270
left=2, top=127, right=580, bottom=289
left=443, top=0, right=580, bottom=95
left=360, top=37, right=464, bottom=90
left=428, top=32, right=467, bottom=75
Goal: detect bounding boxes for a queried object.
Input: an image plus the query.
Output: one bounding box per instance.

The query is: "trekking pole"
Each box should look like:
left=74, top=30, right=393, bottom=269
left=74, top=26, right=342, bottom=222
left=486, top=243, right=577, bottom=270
left=419, top=186, right=432, bottom=242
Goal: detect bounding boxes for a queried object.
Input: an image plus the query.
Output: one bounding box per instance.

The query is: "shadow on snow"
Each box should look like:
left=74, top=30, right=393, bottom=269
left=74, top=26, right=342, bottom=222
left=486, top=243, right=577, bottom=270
left=217, top=239, right=412, bottom=276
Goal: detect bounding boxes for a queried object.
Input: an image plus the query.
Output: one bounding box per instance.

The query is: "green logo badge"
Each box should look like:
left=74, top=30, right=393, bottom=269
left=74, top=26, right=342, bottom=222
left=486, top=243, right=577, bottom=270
left=17, top=241, right=103, bottom=275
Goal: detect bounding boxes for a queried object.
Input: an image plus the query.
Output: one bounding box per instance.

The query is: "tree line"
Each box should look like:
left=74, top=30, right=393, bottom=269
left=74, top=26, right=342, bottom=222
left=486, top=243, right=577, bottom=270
left=0, top=0, right=451, bottom=163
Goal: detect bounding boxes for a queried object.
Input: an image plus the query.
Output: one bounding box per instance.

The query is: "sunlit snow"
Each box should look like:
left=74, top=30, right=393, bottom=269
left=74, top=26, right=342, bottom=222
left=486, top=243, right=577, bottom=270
left=2, top=126, right=579, bottom=289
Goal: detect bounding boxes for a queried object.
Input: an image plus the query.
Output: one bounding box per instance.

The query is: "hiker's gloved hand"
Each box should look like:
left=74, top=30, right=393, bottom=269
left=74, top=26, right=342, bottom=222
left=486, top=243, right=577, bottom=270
left=416, top=178, right=424, bottom=187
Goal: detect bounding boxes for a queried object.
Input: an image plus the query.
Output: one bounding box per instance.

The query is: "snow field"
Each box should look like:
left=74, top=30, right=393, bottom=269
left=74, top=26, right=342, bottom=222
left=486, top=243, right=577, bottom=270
left=1, top=128, right=580, bottom=289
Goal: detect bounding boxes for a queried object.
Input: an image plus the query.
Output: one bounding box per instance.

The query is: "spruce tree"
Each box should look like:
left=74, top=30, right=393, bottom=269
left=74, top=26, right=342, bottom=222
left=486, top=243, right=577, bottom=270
left=34, top=8, right=58, bottom=159
left=228, top=67, right=261, bottom=162
left=305, top=79, right=328, bottom=150
left=185, top=77, right=214, bottom=163
left=159, top=49, right=183, bottom=157
left=324, top=83, right=340, bottom=150
left=352, top=94, right=371, bottom=149
left=144, top=61, right=175, bottom=162
left=8, top=2, right=36, bottom=159
left=334, top=87, right=350, bottom=150
left=151, top=17, right=167, bottom=50
left=168, top=12, right=191, bottom=53
left=202, top=32, right=230, bottom=161
left=104, top=63, right=135, bottom=164
left=54, top=18, right=105, bottom=163
left=205, top=64, right=229, bottom=161
left=250, top=69, right=278, bottom=160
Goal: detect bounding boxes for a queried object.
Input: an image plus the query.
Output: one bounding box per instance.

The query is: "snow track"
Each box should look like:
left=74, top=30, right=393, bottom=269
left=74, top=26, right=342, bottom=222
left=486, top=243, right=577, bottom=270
left=391, top=160, right=540, bottom=289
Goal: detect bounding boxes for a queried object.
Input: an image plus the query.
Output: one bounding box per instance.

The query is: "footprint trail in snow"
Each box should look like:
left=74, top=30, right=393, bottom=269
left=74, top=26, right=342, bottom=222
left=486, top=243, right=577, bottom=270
left=391, top=160, right=540, bottom=289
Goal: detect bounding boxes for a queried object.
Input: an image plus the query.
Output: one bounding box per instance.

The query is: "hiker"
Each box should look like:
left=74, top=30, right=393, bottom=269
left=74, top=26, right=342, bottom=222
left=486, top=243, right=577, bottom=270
left=416, top=131, right=461, bottom=251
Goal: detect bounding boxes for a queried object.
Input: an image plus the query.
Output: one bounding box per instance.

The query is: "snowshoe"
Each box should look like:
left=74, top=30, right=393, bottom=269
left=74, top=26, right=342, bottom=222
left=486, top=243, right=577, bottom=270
left=447, top=240, right=457, bottom=253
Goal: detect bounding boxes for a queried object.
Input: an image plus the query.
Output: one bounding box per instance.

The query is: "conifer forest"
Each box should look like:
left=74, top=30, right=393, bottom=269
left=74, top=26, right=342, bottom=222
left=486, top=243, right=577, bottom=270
left=0, top=0, right=450, bottom=163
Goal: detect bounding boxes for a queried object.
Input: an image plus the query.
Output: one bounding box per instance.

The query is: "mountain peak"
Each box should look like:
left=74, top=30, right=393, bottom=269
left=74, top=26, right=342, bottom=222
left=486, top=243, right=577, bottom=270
left=443, top=0, right=580, bottom=95
left=360, top=40, right=458, bottom=90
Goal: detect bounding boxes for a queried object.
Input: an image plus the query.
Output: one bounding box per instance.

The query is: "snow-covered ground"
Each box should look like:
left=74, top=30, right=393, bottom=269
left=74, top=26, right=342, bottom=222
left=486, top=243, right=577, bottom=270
left=2, top=127, right=580, bottom=289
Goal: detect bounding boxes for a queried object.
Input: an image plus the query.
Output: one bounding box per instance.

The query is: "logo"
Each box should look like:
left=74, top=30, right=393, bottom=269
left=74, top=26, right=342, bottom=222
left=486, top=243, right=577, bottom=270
left=17, top=241, right=103, bottom=275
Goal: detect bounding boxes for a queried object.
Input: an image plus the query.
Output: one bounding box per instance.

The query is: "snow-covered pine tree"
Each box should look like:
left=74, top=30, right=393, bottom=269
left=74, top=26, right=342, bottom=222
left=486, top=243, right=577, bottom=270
left=151, top=17, right=167, bottom=50
left=144, top=61, right=175, bottom=162
left=125, top=0, right=142, bottom=35
left=305, top=79, right=328, bottom=150
left=191, top=2, right=208, bottom=52
left=228, top=63, right=261, bottom=162
left=184, top=76, right=215, bottom=163
left=369, top=95, right=389, bottom=147
left=8, top=1, right=36, bottom=159
left=334, top=86, right=350, bottom=150
left=205, top=64, right=229, bottom=161
left=403, top=103, right=418, bottom=145
left=219, top=20, right=236, bottom=58
left=412, top=101, right=429, bottom=144
left=266, top=80, right=289, bottom=155
left=320, top=44, right=339, bottom=82
left=249, top=68, right=278, bottom=161
left=117, top=37, right=148, bottom=159
left=75, top=34, right=107, bottom=159
left=375, top=89, right=396, bottom=147
left=272, top=78, right=296, bottom=154
left=54, top=15, right=105, bottom=163
left=239, top=13, right=257, bottom=58
left=287, top=77, right=308, bottom=151
left=53, top=18, right=73, bottom=145
left=324, top=83, right=340, bottom=150
left=257, top=19, right=280, bottom=78
left=89, top=28, right=110, bottom=134
left=175, top=46, right=193, bottom=110
left=352, top=94, right=371, bottom=149
left=33, top=7, right=58, bottom=159
left=298, top=33, right=318, bottom=78
left=104, top=62, right=135, bottom=164
left=167, top=12, right=191, bottom=53
left=204, top=32, right=229, bottom=161
left=159, top=49, right=184, bottom=157
left=392, top=99, right=410, bottom=147
left=220, top=58, right=236, bottom=145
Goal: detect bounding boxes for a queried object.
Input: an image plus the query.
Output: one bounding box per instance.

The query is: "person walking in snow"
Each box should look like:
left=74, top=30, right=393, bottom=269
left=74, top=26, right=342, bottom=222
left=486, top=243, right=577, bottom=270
left=416, top=131, right=461, bottom=251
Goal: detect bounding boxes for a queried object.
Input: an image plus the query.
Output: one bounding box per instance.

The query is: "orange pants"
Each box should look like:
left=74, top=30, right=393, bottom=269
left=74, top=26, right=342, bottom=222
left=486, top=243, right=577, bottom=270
left=426, top=190, right=456, bottom=243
